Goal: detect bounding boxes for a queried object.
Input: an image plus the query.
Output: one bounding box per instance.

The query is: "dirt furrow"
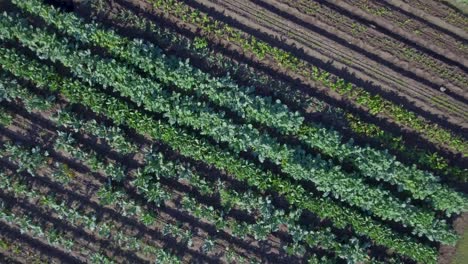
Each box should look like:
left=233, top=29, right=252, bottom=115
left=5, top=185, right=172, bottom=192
left=275, top=0, right=468, bottom=95
left=322, top=0, right=468, bottom=70
left=0, top=224, right=75, bottom=264
left=383, top=0, right=468, bottom=41
left=249, top=0, right=468, bottom=111
left=70, top=0, right=468, bottom=180
left=0, top=127, right=209, bottom=263
left=112, top=0, right=468, bottom=162
left=193, top=0, right=468, bottom=128
left=439, top=0, right=468, bottom=17
left=372, top=1, right=468, bottom=58
left=0, top=231, right=53, bottom=264
left=0, top=184, right=148, bottom=264
left=0, top=197, right=86, bottom=264
left=2, top=99, right=296, bottom=263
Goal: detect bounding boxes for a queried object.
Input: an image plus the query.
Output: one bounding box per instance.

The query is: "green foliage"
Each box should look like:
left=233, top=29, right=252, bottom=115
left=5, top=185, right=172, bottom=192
left=1, top=11, right=463, bottom=245
left=54, top=109, right=139, bottom=154
left=41, top=0, right=468, bottom=184
left=0, top=38, right=438, bottom=264
left=1, top=143, right=48, bottom=177
left=90, top=253, right=115, bottom=264
left=0, top=178, right=76, bottom=252
left=0, top=110, right=12, bottom=126
left=11, top=0, right=465, bottom=219
left=146, top=0, right=467, bottom=156
left=2, top=1, right=466, bottom=262
left=0, top=72, right=55, bottom=112
left=0, top=144, right=180, bottom=263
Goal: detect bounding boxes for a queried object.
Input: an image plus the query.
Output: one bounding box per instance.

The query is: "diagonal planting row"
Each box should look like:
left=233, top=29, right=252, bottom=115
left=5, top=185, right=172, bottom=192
left=0, top=143, right=119, bottom=263
left=54, top=110, right=139, bottom=155
left=0, top=214, right=61, bottom=264
left=9, top=0, right=468, bottom=218
left=197, top=0, right=468, bottom=127
left=0, top=103, right=186, bottom=263
left=380, top=0, right=468, bottom=41
left=0, top=79, right=228, bottom=262
left=53, top=128, right=318, bottom=262
left=343, top=0, right=468, bottom=58
left=0, top=197, right=91, bottom=263
left=0, top=77, right=330, bottom=262
left=0, top=105, right=225, bottom=262
left=0, top=171, right=82, bottom=259
left=5, top=0, right=466, bottom=258
left=77, top=0, right=467, bottom=183
left=401, top=0, right=468, bottom=30
left=275, top=0, right=468, bottom=91
left=3, top=3, right=468, bottom=241
left=0, top=86, right=242, bottom=262
left=0, top=63, right=366, bottom=263
left=141, top=0, right=468, bottom=158
left=323, top=0, right=468, bottom=68
left=0, top=11, right=461, bottom=246
left=0, top=74, right=368, bottom=263
left=0, top=19, right=442, bottom=264
left=0, top=143, right=180, bottom=263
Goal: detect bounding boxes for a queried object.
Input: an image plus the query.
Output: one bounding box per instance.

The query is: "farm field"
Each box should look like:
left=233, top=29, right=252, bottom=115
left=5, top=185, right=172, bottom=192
left=0, top=0, right=467, bottom=263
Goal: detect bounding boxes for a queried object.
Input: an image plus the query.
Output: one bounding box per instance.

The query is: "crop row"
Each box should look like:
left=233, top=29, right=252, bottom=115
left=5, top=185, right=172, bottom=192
left=0, top=198, right=101, bottom=262
left=0, top=146, right=117, bottom=262
left=14, top=0, right=467, bottom=209
left=54, top=109, right=139, bottom=155
left=0, top=176, right=77, bottom=253
left=54, top=130, right=302, bottom=260
left=144, top=0, right=467, bottom=156
left=347, top=0, right=467, bottom=57
left=0, top=78, right=307, bottom=261
left=283, top=0, right=468, bottom=89
left=290, top=0, right=468, bottom=87
left=143, top=149, right=372, bottom=262
left=0, top=144, right=181, bottom=263
left=0, top=72, right=55, bottom=113
left=1, top=10, right=462, bottom=246
left=0, top=77, right=361, bottom=262
left=81, top=0, right=467, bottom=183
left=104, top=0, right=468, bottom=182
left=0, top=81, right=210, bottom=261
left=208, top=0, right=468, bottom=125
left=0, top=34, right=438, bottom=264
left=54, top=130, right=256, bottom=259
left=0, top=108, right=207, bottom=261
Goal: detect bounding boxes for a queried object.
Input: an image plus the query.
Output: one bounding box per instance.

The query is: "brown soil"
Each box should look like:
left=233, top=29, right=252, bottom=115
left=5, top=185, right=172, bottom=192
left=71, top=0, right=468, bottom=183
left=438, top=212, right=468, bottom=264
left=198, top=0, right=468, bottom=132
left=386, top=0, right=468, bottom=39
left=0, top=198, right=85, bottom=264
left=403, top=0, right=468, bottom=30
left=77, top=1, right=468, bottom=262
left=3, top=0, right=468, bottom=263
left=330, top=0, right=468, bottom=67
left=275, top=0, right=468, bottom=105
left=109, top=0, right=467, bottom=163
left=0, top=229, right=55, bottom=264
left=0, top=96, right=300, bottom=263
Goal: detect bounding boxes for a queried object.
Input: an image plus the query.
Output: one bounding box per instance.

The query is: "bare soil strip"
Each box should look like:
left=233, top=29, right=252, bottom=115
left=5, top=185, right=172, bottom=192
left=1, top=98, right=298, bottom=263
left=323, top=0, right=468, bottom=70
left=111, top=0, right=468, bottom=163
left=384, top=0, right=468, bottom=41
left=189, top=0, right=468, bottom=129
left=232, top=0, right=468, bottom=125
left=275, top=0, right=468, bottom=99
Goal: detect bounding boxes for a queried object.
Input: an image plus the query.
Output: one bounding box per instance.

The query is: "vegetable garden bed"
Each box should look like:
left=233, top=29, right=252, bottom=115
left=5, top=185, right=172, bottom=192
left=0, top=0, right=467, bottom=263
